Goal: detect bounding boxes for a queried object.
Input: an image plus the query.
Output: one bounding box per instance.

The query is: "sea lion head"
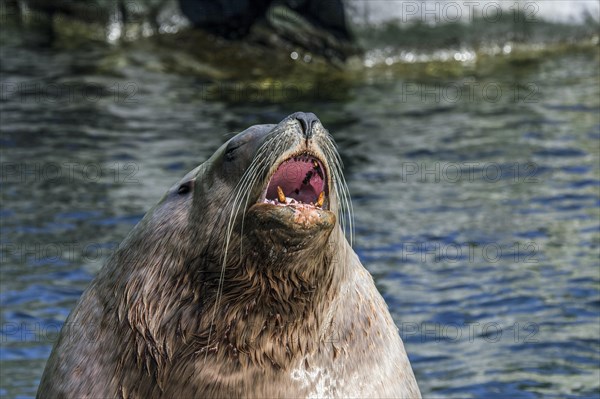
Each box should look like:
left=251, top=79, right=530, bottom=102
left=165, top=112, right=351, bottom=271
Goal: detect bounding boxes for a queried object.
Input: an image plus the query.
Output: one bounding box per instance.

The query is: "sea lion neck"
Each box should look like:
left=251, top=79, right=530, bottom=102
left=220, top=224, right=344, bottom=316
left=198, top=229, right=350, bottom=370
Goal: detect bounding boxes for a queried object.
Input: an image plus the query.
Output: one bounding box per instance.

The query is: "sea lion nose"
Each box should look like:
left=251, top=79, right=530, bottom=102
left=291, top=112, right=320, bottom=139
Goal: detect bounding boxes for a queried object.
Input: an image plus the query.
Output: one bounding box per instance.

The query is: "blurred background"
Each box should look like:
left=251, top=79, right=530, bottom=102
left=1, top=0, right=599, bottom=397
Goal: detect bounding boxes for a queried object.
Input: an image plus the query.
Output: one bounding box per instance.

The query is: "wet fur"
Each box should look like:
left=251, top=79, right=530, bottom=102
left=37, top=116, right=421, bottom=398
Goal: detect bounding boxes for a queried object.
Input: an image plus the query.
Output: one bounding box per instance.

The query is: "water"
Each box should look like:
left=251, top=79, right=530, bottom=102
left=1, top=25, right=599, bottom=399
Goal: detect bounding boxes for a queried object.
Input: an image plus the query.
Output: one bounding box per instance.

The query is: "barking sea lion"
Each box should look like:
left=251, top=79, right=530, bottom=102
left=37, top=112, right=421, bottom=398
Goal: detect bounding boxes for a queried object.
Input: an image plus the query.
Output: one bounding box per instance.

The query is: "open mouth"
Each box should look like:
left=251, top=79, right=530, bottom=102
left=261, top=153, right=328, bottom=209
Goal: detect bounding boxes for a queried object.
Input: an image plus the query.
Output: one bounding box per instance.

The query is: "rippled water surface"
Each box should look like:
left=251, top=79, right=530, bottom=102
left=1, top=38, right=599, bottom=398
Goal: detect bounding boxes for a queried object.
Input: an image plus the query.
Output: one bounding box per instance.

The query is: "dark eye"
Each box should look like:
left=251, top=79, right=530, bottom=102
left=178, top=181, right=192, bottom=195
left=225, top=142, right=246, bottom=161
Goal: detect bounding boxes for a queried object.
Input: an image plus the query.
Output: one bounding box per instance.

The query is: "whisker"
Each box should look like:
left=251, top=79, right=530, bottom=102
left=204, top=132, right=285, bottom=359
left=322, top=135, right=354, bottom=245
left=205, top=123, right=353, bottom=358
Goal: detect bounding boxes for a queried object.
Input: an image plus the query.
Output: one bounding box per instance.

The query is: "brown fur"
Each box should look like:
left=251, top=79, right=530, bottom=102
left=37, top=115, right=421, bottom=398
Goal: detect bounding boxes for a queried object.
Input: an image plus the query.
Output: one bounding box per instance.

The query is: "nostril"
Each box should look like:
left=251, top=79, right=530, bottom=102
left=291, top=112, right=319, bottom=139
left=298, top=118, right=312, bottom=138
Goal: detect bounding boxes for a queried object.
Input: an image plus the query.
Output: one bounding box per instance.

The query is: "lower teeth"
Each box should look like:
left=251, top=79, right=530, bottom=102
left=263, top=197, right=322, bottom=207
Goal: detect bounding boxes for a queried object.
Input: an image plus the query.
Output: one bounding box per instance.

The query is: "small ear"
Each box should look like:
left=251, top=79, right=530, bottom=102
left=177, top=179, right=194, bottom=195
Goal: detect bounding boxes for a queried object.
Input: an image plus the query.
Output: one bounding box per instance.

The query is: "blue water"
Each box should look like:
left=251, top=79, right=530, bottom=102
left=1, top=37, right=599, bottom=398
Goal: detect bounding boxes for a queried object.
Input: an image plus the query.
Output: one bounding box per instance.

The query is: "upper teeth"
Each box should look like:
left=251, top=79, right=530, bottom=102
left=277, top=186, right=286, bottom=203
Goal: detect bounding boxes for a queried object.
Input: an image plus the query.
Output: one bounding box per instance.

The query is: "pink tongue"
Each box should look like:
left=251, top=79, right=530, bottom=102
left=295, top=185, right=318, bottom=203
left=266, top=160, right=322, bottom=202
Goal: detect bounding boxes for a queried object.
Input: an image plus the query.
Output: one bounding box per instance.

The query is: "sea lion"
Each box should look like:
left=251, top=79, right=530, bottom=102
left=37, top=112, right=421, bottom=398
